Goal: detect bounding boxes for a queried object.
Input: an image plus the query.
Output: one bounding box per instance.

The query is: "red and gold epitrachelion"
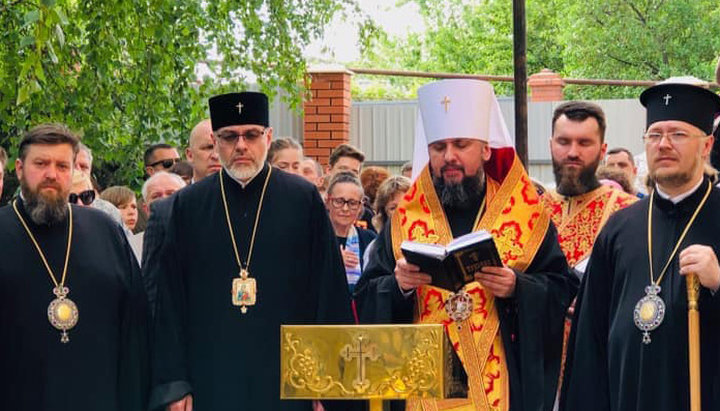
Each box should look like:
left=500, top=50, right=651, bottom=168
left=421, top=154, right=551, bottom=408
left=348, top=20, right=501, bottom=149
left=540, top=186, right=637, bottom=267
left=391, top=157, right=550, bottom=411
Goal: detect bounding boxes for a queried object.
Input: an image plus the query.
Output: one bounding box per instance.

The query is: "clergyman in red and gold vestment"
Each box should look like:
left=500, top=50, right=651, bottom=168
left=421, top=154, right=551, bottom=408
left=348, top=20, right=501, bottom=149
left=539, top=102, right=637, bottom=396
left=540, top=101, right=638, bottom=272
left=355, top=80, right=578, bottom=411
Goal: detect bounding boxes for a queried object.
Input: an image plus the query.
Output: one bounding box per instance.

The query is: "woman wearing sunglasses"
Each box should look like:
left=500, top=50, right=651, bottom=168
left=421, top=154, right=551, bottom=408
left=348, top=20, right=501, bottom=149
left=70, top=172, right=130, bottom=236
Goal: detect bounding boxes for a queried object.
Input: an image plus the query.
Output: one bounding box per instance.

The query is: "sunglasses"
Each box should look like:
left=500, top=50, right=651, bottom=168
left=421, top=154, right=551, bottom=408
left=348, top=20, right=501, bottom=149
left=69, top=190, right=96, bottom=205
left=148, top=158, right=180, bottom=169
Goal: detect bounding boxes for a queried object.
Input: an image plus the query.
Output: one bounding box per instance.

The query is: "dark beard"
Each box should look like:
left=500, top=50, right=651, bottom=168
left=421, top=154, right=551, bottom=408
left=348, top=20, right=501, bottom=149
left=553, top=156, right=601, bottom=196
left=21, top=180, right=68, bottom=226
left=432, top=167, right=485, bottom=209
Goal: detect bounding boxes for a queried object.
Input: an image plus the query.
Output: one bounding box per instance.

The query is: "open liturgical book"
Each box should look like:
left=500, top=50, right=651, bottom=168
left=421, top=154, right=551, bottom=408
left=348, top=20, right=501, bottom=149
left=401, top=230, right=503, bottom=292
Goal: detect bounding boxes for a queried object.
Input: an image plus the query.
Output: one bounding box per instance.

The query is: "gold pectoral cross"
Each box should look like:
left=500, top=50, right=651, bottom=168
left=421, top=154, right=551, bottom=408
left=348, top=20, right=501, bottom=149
left=341, top=335, right=379, bottom=393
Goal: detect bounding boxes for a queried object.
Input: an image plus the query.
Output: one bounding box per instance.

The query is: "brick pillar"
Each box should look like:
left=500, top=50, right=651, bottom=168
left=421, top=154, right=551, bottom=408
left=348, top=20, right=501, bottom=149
left=528, top=69, right=565, bottom=102
left=303, top=67, right=353, bottom=166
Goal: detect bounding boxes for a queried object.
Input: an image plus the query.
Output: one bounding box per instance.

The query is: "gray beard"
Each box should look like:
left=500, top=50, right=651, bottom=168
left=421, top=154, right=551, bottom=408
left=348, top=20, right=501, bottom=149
left=432, top=168, right=485, bottom=209
left=21, top=185, right=68, bottom=226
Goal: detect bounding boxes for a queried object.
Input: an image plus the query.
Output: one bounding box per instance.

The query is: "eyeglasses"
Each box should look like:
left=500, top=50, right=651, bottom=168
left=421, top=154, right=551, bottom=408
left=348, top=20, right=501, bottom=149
left=329, top=196, right=362, bottom=210
left=69, top=190, right=96, bottom=205
left=215, top=128, right=267, bottom=145
left=643, top=130, right=706, bottom=145
left=148, top=158, right=180, bottom=169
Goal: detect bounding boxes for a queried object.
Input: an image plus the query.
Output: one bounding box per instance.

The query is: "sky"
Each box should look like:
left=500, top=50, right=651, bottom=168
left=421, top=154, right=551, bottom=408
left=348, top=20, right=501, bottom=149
left=303, top=0, right=424, bottom=64
left=195, top=1, right=424, bottom=81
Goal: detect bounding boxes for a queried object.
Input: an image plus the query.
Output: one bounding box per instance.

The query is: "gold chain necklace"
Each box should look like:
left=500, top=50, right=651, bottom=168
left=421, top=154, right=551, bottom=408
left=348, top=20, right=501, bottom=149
left=633, top=180, right=712, bottom=344
left=13, top=200, right=79, bottom=343
left=219, top=166, right=273, bottom=313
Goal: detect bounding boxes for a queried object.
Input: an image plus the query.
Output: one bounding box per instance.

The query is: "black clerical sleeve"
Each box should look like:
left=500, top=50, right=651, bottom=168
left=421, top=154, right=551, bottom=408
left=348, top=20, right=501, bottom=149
left=149, top=198, right=192, bottom=410
left=141, top=197, right=172, bottom=315
left=499, top=222, right=578, bottom=411
left=560, top=220, right=614, bottom=411
left=354, top=222, right=415, bottom=325
left=117, top=223, right=153, bottom=411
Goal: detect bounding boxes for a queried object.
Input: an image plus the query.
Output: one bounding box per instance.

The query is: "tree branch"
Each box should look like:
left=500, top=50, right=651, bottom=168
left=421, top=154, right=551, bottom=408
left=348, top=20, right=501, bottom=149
left=607, top=54, right=641, bottom=68
left=625, top=1, right=648, bottom=26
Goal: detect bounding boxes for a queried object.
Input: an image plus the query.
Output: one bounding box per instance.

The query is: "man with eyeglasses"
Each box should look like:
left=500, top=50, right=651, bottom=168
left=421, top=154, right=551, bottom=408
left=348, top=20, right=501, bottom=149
left=562, top=80, right=720, bottom=411
left=148, top=92, right=359, bottom=411
left=356, top=80, right=577, bottom=411
left=0, top=123, right=150, bottom=411
left=143, top=143, right=181, bottom=177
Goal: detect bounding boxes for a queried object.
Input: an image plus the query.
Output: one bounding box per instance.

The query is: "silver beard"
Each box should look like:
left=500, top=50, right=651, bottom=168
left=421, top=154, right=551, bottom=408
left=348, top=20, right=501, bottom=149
left=221, top=150, right=268, bottom=182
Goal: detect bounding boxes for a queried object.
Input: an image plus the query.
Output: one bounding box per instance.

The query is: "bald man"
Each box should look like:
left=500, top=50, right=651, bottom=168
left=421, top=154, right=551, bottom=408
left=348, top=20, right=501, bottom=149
left=186, top=119, right=221, bottom=183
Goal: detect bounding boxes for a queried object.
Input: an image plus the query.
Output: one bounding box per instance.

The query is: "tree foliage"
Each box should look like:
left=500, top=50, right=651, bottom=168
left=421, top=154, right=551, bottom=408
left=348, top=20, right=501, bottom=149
left=0, top=0, right=352, bottom=190
left=355, top=0, right=720, bottom=100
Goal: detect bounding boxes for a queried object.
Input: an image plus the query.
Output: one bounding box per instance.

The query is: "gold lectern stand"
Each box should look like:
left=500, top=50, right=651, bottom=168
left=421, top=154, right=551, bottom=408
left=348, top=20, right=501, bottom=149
left=280, top=324, right=466, bottom=411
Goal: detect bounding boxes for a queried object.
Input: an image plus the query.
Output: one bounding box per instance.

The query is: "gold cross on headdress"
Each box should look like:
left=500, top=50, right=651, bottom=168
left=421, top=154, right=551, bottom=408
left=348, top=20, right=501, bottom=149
left=236, top=101, right=244, bottom=114
left=663, top=94, right=672, bottom=106
left=440, top=96, right=451, bottom=113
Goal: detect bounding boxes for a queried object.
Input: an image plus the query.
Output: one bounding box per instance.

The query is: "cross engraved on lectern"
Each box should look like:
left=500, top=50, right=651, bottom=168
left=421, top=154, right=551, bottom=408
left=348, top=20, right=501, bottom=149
left=441, top=96, right=451, bottom=113
left=663, top=94, right=672, bottom=106
left=340, top=335, right=380, bottom=393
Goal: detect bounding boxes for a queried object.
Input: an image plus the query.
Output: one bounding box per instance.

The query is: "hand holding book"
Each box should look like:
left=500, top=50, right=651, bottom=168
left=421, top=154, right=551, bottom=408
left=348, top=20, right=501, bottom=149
left=400, top=230, right=505, bottom=293
left=395, top=258, right=432, bottom=292
left=474, top=266, right=517, bottom=298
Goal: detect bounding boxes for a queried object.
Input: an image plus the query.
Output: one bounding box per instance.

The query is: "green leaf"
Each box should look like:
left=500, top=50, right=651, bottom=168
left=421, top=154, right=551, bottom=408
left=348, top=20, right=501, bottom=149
left=34, top=63, right=47, bottom=83
left=17, top=85, right=30, bottom=105
left=53, top=8, right=69, bottom=25
left=20, top=35, right=35, bottom=48
left=54, top=24, right=65, bottom=47
left=47, top=43, right=58, bottom=64
left=23, top=10, right=41, bottom=26
left=42, top=0, right=57, bottom=6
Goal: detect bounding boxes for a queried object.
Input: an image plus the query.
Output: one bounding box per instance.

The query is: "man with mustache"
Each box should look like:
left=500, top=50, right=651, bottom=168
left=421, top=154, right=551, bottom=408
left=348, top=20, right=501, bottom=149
left=148, top=92, right=359, bottom=411
left=0, top=123, right=150, bottom=410
left=541, top=102, right=637, bottom=275
left=356, top=80, right=577, bottom=411
left=562, top=80, right=720, bottom=410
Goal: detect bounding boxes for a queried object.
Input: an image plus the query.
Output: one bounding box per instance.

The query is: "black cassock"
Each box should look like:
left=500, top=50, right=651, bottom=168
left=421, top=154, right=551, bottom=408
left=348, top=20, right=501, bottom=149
left=561, top=178, right=720, bottom=411
left=354, top=194, right=578, bottom=411
left=0, top=199, right=150, bottom=411
left=149, top=164, right=359, bottom=411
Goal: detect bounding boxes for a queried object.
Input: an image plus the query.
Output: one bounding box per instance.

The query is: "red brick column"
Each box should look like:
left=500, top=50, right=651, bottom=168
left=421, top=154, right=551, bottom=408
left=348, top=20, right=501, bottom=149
left=303, top=68, right=353, bottom=166
left=528, top=69, right=565, bottom=102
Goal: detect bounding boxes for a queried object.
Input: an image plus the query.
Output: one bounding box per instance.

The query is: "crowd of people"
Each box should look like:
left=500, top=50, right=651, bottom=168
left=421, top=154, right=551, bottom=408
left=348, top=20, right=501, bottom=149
left=1, top=66, right=720, bottom=411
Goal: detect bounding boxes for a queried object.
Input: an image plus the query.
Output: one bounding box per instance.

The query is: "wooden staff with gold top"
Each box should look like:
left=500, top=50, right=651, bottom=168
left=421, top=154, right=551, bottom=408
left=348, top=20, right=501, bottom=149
left=686, top=273, right=701, bottom=411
